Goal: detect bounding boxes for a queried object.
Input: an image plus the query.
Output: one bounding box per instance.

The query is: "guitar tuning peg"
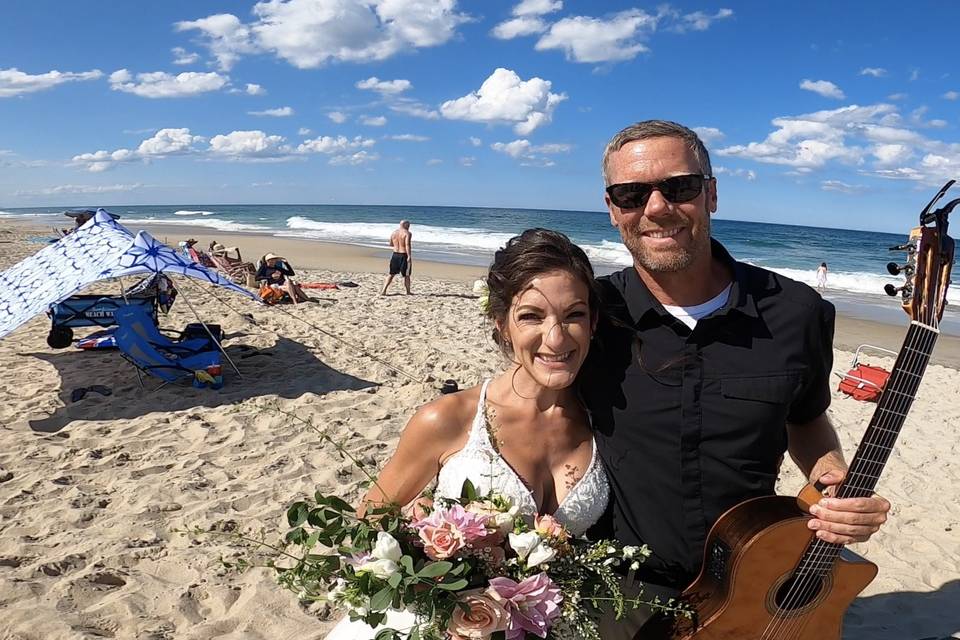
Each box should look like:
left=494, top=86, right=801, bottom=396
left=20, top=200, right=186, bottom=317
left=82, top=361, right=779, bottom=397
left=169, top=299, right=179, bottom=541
left=884, top=283, right=913, bottom=297
left=888, top=243, right=916, bottom=254
left=886, top=262, right=915, bottom=276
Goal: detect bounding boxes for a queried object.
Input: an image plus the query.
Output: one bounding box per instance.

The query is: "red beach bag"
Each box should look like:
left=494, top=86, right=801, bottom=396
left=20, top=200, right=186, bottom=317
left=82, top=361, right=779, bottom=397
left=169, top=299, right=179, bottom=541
left=837, top=364, right=891, bottom=402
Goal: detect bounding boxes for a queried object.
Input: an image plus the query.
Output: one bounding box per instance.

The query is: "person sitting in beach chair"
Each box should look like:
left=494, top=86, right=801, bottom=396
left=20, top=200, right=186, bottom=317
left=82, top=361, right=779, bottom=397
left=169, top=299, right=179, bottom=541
left=113, top=307, right=223, bottom=388
left=255, top=253, right=309, bottom=304
left=208, top=241, right=256, bottom=286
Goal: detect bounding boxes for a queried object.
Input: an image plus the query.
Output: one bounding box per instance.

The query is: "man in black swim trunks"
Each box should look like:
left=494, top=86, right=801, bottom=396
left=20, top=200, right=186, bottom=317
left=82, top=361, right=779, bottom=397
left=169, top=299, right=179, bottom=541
left=381, top=219, right=413, bottom=295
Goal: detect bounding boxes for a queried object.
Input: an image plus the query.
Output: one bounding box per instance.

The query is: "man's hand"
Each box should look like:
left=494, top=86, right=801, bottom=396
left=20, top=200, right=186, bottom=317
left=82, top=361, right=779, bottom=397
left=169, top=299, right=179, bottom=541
left=807, top=469, right=891, bottom=544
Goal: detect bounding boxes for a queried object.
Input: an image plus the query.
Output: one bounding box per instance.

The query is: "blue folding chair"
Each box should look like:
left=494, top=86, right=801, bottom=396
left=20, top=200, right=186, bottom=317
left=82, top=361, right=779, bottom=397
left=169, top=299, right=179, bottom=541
left=114, top=307, right=223, bottom=388
left=114, top=305, right=220, bottom=355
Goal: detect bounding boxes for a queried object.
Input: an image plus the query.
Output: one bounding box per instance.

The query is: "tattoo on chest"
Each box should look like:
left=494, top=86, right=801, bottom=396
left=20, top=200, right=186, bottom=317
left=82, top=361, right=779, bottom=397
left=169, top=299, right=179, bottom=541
left=564, top=463, right=583, bottom=490
left=484, top=402, right=506, bottom=452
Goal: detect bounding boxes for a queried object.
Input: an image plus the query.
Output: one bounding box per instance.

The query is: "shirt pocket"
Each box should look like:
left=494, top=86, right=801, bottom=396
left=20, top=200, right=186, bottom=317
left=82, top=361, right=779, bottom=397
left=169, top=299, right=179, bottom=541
left=719, top=373, right=801, bottom=405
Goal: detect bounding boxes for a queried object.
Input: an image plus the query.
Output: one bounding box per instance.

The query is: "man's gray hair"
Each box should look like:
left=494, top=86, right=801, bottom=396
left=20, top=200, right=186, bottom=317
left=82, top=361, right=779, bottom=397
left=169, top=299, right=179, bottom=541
left=601, top=120, right=713, bottom=186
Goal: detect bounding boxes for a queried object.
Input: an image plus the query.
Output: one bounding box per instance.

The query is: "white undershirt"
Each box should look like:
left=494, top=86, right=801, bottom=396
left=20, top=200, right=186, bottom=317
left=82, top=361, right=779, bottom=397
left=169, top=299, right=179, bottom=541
left=661, top=284, right=732, bottom=330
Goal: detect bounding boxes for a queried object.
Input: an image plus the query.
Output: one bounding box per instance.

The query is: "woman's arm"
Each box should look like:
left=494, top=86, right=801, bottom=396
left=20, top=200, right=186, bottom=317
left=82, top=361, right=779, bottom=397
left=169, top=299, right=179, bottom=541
left=360, top=394, right=471, bottom=516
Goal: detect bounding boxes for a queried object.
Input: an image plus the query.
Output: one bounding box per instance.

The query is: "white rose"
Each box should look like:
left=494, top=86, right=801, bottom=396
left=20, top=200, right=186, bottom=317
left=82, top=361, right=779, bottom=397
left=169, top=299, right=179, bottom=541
left=371, top=532, right=402, bottom=563
left=508, top=531, right=540, bottom=560
left=525, top=541, right=557, bottom=568
left=356, top=557, right=400, bottom=580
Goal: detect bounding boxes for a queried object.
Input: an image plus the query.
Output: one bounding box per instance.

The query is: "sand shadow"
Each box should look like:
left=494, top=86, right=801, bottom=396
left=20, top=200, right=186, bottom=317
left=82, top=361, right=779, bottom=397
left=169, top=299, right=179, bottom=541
left=844, top=579, right=960, bottom=639
left=20, top=335, right=377, bottom=433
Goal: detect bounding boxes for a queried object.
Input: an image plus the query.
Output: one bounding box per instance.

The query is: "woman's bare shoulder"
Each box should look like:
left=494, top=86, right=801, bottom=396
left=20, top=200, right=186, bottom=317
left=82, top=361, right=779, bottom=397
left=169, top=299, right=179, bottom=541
left=406, top=384, right=482, bottom=438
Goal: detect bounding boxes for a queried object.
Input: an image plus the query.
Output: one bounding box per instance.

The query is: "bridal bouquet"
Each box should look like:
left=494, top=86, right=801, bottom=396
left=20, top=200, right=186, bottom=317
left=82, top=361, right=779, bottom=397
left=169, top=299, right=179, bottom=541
left=273, top=480, right=685, bottom=640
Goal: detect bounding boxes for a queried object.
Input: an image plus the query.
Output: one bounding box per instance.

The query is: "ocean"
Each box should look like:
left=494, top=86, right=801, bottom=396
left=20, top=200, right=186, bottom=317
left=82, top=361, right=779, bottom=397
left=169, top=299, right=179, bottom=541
left=4, top=203, right=959, bottom=334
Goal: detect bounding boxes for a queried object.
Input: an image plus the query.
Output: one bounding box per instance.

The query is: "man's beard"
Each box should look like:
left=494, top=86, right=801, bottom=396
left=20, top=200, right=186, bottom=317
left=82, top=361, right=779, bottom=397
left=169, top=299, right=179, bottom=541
left=620, top=213, right=711, bottom=273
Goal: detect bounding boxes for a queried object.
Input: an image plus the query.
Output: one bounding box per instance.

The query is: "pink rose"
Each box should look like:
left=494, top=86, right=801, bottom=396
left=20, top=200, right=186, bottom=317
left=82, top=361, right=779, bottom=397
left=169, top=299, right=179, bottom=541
left=534, top=514, right=570, bottom=543
left=418, top=521, right=466, bottom=560
left=447, top=590, right=511, bottom=639
left=414, top=504, right=490, bottom=559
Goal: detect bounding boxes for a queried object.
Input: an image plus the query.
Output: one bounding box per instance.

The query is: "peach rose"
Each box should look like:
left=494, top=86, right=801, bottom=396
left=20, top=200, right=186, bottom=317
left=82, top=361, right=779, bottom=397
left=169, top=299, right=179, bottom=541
left=534, top=514, right=570, bottom=543
left=447, top=590, right=511, bottom=639
left=418, top=522, right=465, bottom=560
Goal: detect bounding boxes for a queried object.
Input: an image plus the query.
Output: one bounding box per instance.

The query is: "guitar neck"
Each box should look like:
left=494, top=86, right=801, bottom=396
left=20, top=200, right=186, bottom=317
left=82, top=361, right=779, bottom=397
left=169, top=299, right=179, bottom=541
left=837, top=321, right=939, bottom=500
left=797, top=321, right=939, bottom=578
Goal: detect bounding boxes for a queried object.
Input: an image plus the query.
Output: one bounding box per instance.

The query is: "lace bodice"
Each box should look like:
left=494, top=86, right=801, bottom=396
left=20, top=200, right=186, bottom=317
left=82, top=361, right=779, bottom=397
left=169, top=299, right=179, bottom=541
left=435, top=380, right=609, bottom=537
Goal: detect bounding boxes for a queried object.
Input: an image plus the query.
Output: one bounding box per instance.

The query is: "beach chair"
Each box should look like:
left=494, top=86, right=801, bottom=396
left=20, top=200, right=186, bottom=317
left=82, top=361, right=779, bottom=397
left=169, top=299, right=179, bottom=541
left=114, top=308, right=223, bottom=388
left=209, top=253, right=256, bottom=287
left=188, top=246, right=216, bottom=268
left=835, top=344, right=896, bottom=402
left=47, top=295, right=158, bottom=348
left=113, top=305, right=221, bottom=355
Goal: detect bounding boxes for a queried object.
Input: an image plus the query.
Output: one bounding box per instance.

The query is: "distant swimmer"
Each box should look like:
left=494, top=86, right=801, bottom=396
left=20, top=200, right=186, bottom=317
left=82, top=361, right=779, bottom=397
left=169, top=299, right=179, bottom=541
left=816, top=261, right=828, bottom=291
left=381, top=220, right=413, bottom=295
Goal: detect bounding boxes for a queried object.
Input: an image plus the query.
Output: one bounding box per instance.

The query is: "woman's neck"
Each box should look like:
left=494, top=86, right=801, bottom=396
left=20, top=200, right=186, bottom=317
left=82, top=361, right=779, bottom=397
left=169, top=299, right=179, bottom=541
left=491, top=367, right=578, bottom=413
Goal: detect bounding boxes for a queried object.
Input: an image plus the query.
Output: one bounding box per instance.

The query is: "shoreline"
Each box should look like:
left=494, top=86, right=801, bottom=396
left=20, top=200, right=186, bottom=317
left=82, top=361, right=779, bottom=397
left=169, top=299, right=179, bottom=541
left=6, top=218, right=960, bottom=367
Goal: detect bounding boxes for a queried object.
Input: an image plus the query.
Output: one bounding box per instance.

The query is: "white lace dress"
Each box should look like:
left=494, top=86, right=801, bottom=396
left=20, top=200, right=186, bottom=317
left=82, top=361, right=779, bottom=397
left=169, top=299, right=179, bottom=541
left=324, top=380, right=610, bottom=639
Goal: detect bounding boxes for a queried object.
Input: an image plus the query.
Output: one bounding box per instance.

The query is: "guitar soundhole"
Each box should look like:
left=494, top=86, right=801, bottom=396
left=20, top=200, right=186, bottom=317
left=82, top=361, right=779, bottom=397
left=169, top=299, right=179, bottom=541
left=772, top=573, right=826, bottom=612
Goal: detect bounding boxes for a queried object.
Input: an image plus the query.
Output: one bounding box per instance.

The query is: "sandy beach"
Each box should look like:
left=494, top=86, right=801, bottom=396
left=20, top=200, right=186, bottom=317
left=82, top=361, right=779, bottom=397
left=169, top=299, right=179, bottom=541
left=0, top=221, right=958, bottom=640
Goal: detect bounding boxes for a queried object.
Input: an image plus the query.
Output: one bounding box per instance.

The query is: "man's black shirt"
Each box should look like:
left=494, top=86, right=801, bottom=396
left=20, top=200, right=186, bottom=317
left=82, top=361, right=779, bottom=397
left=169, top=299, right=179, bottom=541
left=581, top=240, right=835, bottom=589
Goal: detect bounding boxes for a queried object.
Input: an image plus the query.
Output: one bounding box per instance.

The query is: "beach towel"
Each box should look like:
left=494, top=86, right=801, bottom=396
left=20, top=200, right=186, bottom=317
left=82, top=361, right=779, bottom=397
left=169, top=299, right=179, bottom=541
left=258, top=284, right=288, bottom=305
left=300, top=282, right=339, bottom=290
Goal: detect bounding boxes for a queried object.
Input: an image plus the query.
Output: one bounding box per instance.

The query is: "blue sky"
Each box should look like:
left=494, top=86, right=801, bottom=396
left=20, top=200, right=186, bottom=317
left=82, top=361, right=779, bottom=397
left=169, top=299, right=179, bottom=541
left=2, top=0, right=960, bottom=232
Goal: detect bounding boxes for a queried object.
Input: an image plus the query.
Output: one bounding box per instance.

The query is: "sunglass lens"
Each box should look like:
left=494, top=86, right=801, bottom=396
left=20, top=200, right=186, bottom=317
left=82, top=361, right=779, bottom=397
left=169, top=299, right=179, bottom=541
left=610, top=183, right=653, bottom=209
left=661, top=175, right=704, bottom=202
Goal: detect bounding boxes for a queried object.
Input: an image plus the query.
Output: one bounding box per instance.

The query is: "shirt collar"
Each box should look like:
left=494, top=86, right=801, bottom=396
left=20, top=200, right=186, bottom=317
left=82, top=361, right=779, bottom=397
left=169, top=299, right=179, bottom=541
left=619, top=238, right=759, bottom=327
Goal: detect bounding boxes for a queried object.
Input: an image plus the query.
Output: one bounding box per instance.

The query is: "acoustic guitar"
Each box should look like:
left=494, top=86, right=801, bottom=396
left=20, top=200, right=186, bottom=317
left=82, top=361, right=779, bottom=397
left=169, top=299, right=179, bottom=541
left=644, top=180, right=957, bottom=640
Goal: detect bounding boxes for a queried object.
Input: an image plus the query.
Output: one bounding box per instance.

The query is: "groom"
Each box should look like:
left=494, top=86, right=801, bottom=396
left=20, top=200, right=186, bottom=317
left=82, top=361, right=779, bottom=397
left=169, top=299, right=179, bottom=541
left=581, top=120, right=891, bottom=638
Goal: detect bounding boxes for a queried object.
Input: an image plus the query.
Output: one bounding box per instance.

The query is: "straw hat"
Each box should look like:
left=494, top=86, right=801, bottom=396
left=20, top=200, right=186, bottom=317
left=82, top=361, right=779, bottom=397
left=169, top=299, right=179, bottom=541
left=264, top=253, right=282, bottom=262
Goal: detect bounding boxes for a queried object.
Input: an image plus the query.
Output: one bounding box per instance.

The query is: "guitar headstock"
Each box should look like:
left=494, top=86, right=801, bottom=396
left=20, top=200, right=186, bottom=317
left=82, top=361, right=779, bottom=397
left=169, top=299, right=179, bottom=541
left=886, top=180, right=956, bottom=327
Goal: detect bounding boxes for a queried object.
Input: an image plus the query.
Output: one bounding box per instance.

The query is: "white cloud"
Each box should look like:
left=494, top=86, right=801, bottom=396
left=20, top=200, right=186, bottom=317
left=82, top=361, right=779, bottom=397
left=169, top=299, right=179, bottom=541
left=360, top=115, right=388, bottom=126
left=248, top=106, right=295, bottom=116
left=693, top=126, right=725, bottom=144
left=172, top=47, right=200, bottom=65
left=492, top=17, right=548, bottom=39
left=297, top=135, right=376, bottom=154
left=717, top=102, right=960, bottom=185
left=459, top=156, right=475, bottom=167
left=821, top=180, right=866, bottom=194
left=174, top=13, right=258, bottom=71
left=440, top=68, right=566, bottom=134
left=535, top=9, right=657, bottom=63
left=512, top=0, right=562, bottom=16
left=887, top=93, right=907, bottom=101
left=73, top=128, right=204, bottom=171
left=469, top=136, right=482, bottom=146
left=0, top=67, right=103, bottom=98
left=245, top=83, right=266, bottom=95
left=910, top=69, right=919, bottom=81
left=330, top=150, right=379, bottom=165
left=356, top=76, right=412, bottom=94
left=389, top=134, right=429, bottom=141
left=390, top=101, right=440, bottom=119
left=490, top=138, right=571, bottom=164
left=178, top=1, right=470, bottom=71
left=298, top=127, right=312, bottom=135
left=860, top=67, right=886, bottom=78
left=943, top=91, right=959, bottom=101
left=328, top=111, right=349, bottom=123
left=109, top=69, right=228, bottom=98
left=799, top=79, right=845, bottom=100
left=713, top=166, right=756, bottom=181
left=208, top=130, right=295, bottom=160
left=15, top=183, right=144, bottom=197
left=426, top=158, right=443, bottom=165
left=667, top=8, right=733, bottom=33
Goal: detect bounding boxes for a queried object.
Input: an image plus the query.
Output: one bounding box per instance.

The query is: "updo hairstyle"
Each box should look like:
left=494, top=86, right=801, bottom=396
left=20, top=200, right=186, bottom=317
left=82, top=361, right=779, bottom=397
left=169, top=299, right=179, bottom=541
left=485, top=228, right=599, bottom=357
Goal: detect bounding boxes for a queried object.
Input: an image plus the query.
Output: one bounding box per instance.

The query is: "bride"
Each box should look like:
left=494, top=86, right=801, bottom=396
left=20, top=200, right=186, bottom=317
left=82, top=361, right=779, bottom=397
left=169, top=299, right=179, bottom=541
left=325, top=228, right=610, bottom=639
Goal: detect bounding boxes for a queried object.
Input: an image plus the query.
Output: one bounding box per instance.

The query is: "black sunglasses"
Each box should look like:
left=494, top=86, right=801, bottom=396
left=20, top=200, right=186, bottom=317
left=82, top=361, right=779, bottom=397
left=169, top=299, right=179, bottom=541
left=606, top=173, right=711, bottom=210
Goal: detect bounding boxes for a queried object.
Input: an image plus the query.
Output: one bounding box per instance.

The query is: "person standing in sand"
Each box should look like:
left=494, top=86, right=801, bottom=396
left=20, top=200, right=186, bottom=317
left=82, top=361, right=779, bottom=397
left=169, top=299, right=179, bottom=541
left=381, top=220, right=412, bottom=295
left=816, top=261, right=829, bottom=291
left=582, top=120, right=891, bottom=637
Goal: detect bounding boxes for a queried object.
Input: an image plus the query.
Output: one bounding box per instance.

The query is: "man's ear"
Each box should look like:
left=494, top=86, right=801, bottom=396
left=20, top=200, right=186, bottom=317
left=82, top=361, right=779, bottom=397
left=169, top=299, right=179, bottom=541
left=706, top=177, right=718, bottom=214
left=605, top=195, right=620, bottom=228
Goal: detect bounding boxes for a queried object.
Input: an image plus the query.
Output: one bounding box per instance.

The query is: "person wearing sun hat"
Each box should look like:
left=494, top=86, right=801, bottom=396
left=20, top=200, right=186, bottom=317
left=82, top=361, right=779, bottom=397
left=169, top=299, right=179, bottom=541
left=255, top=253, right=309, bottom=303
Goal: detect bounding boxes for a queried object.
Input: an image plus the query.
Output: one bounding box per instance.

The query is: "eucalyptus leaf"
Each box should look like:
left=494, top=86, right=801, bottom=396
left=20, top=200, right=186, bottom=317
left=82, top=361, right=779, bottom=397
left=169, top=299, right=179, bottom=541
left=417, top=561, right=453, bottom=578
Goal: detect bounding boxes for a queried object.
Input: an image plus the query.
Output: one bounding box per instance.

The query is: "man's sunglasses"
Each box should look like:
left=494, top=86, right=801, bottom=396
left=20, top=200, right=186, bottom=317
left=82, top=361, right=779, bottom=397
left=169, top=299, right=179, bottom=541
left=606, top=173, right=712, bottom=210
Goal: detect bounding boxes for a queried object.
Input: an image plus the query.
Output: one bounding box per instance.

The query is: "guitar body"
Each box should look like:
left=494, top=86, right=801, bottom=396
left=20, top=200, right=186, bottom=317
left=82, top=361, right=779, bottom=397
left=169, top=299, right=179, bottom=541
left=660, top=495, right=877, bottom=640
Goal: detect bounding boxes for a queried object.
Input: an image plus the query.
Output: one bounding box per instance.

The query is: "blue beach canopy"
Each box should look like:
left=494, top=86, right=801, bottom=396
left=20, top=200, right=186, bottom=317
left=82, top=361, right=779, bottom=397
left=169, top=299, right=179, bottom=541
left=0, top=209, right=256, bottom=340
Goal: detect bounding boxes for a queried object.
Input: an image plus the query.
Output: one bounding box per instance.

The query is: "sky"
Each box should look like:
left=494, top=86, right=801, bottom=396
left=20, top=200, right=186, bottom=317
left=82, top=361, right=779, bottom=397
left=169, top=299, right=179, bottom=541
left=2, top=0, right=960, bottom=233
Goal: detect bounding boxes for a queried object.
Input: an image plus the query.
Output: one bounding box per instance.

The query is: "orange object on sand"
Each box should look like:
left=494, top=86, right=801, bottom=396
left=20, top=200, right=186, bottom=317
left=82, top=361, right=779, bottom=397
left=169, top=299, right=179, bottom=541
left=837, top=364, right=891, bottom=402
left=300, top=282, right=339, bottom=290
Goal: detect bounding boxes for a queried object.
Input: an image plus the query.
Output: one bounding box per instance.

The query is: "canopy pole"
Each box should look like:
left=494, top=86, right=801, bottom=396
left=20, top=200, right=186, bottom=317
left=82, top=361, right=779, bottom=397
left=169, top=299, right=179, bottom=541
left=173, top=280, right=242, bottom=378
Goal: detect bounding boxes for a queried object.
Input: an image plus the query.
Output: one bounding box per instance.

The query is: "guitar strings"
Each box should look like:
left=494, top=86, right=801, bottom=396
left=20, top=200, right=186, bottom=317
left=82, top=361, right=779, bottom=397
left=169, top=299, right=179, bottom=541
left=762, top=312, right=937, bottom=639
